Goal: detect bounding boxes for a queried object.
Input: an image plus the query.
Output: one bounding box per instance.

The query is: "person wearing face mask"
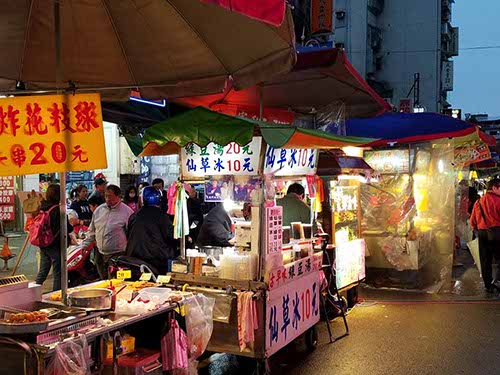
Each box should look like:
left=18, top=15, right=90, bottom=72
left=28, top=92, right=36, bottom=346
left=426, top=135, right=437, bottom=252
left=123, top=185, right=139, bottom=212
left=83, top=185, right=134, bottom=279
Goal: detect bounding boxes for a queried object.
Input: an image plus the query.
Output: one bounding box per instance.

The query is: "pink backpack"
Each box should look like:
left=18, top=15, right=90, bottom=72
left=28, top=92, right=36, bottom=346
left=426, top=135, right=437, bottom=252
left=29, top=205, right=60, bottom=248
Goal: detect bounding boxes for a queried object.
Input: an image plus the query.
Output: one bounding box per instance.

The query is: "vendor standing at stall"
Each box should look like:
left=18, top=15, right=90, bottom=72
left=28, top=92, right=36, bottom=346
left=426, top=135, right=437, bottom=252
left=276, top=182, right=311, bottom=227
left=83, top=185, right=134, bottom=279
left=126, top=187, right=178, bottom=274
left=89, top=177, right=107, bottom=206
left=197, top=203, right=236, bottom=247
left=186, top=185, right=204, bottom=247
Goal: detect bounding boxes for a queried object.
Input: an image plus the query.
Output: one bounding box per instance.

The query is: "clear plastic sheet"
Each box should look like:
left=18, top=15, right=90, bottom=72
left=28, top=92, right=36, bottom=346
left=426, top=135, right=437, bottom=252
left=46, top=334, right=90, bottom=375
left=361, top=140, right=455, bottom=289
left=184, top=294, right=215, bottom=374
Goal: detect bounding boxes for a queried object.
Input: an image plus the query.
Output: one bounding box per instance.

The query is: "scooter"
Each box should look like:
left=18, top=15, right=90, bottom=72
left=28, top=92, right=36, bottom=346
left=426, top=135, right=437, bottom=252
left=67, top=242, right=100, bottom=287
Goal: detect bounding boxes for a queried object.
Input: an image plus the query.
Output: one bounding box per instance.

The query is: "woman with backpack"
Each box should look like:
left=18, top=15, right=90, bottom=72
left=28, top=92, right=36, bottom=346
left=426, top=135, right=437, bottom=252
left=34, top=184, right=72, bottom=292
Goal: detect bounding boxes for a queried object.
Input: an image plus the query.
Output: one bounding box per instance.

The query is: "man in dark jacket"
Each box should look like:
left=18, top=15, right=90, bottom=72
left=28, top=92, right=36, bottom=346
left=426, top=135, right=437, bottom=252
left=125, top=187, right=178, bottom=274
left=197, top=204, right=235, bottom=247
left=186, top=185, right=203, bottom=248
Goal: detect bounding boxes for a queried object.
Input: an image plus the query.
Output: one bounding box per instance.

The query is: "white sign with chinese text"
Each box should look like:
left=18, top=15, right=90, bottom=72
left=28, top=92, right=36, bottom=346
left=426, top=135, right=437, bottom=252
left=266, top=271, right=321, bottom=356
left=336, top=239, right=366, bottom=290
left=263, top=146, right=318, bottom=176
left=268, top=253, right=323, bottom=290
left=181, top=137, right=262, bottom=178
left=265, top=206, right=283, bottom=255
left=364, top=149, right=410, bottom=174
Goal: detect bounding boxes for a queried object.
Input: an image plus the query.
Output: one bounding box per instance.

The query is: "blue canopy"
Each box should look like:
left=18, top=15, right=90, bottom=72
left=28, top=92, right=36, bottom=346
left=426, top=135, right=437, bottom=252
left=330, top=112, right=495, bottom=146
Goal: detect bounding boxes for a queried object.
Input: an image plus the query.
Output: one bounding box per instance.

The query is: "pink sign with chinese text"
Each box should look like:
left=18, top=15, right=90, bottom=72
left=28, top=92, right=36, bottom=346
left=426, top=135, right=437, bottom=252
left=266, top=271, right=321, bottom=356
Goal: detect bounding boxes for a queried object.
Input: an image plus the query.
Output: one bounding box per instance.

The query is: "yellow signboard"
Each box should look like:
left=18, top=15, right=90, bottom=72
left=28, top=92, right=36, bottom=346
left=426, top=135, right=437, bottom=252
left=0, top=93, right=107, bottom=177
left=117, top=270, right=132, bottom=280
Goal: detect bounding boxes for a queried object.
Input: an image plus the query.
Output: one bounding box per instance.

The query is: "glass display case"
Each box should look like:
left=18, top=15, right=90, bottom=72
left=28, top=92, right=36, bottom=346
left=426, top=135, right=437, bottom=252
left=330, top=180, right=361, bottom=244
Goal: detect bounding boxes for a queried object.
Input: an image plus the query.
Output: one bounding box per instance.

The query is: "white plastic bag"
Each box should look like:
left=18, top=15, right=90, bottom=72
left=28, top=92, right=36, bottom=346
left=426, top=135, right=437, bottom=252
left=468, top=238, right=481, bottom=276
left=47, top=334, right=90, bottom=375
left=184, top=294, right=215, bottom=374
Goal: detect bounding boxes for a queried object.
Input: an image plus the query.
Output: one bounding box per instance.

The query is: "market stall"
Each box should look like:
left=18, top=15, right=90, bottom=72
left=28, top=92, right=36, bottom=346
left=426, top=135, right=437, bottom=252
left=139, top=108, right=374, bottom=365
left=315, top=151, right=373, bottom=301
left=0, top=274, right=205, bottom=374
left=339, top=113, right=496, bottom=289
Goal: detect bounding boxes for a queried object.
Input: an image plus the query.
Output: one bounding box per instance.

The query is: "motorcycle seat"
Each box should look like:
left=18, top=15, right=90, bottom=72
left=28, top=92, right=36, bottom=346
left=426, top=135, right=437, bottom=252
left=112, top=255, right=160, bottom=275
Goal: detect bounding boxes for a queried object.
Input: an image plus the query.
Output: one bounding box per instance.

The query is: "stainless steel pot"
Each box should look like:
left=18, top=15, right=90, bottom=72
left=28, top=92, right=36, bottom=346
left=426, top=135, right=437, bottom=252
left=67, top=288, right=112, bottom=310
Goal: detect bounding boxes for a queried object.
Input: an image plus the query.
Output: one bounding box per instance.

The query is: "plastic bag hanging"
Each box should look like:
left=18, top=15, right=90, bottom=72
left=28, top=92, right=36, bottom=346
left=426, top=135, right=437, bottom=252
left=161, top=318, right=189, bottom=372
left=47, top=334, right=90, bottom=375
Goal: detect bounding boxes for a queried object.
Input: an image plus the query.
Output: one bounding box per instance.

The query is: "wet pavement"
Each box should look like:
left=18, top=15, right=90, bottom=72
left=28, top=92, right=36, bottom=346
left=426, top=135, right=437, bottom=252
left=201, top=247, right=500, bottom=374
left=0, top=232, right=53, bottom=293
left=202, top=300, right=500, bottom=375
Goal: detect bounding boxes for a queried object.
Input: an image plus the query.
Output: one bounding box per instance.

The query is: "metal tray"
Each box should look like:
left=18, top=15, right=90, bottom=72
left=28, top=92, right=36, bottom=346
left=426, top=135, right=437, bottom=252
left=0, top=320, right=49, bottom=334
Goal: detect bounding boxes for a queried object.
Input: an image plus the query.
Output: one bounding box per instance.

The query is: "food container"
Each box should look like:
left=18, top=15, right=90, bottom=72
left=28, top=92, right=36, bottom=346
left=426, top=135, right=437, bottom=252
left=0, top=320, right=49, bottom=334
left=67, top=288, right=112, bottom=310
left=282, top=226, right=291, bottom=244
left=199, top=246, right=224, bottom=260
left=117, top=349, right=162, bottom=375
left=291, top=222, right=303, bottom=240
left=302, top=224, right=313, bottom=239
left=188, top=255, right=206, bottom=276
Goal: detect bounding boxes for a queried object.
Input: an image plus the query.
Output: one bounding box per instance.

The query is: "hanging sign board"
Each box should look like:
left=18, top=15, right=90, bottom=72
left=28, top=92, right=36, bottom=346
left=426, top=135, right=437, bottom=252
left=455, top=144, right=491, bottom=167
left=266, top=271, right=321, bottom=356
left=0, top=93, right=107, bottom=177
left=181, top=137, right=262, bottom=179
left=364, top=149, right=410, bottom=174
left=311, top=0, right=333, bottom=34
left=263, top=146, right=318, bottom=176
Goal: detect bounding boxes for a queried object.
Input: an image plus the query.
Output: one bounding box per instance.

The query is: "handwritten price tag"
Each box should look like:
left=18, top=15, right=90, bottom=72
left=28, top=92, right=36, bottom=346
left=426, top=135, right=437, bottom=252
left=116, top=270, right=132, bottom=280
left=157, top=275, right=171, bottom=284
left=140, top=273, right=152, bottom=281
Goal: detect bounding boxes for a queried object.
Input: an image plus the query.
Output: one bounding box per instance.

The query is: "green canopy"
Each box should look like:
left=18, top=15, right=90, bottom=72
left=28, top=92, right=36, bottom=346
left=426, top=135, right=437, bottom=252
left=140, top=107, right=375, bottom=156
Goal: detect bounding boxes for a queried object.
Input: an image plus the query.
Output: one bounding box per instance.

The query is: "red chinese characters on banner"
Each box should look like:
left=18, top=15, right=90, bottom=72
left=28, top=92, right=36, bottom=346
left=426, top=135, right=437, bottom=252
left=0, top=101, right=98, bottom=171
left=0, top=105, right=21, bottom=137
left=74, top=101, right=100, bottom=132
left=48, top=103, right=75, bottom=133
left=0, top=93, right=106, bottom=177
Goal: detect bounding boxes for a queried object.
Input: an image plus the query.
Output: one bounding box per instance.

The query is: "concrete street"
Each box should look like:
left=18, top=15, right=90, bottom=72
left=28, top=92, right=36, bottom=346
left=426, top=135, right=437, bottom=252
left=202, top=300, right=500, bottom=375
left=0, top=232, right=53, bottom=292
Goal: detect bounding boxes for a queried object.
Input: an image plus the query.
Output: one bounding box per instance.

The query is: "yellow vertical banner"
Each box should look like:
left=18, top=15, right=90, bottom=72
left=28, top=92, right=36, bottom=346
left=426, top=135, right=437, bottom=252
left=0, top=93, right=107, bottom=177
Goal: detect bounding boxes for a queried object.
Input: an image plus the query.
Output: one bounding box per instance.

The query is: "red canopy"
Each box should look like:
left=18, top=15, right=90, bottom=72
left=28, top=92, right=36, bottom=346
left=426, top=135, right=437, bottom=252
left=199, top=0, right=286, bottom=26
left=175, top=48, right=391, bottom=123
